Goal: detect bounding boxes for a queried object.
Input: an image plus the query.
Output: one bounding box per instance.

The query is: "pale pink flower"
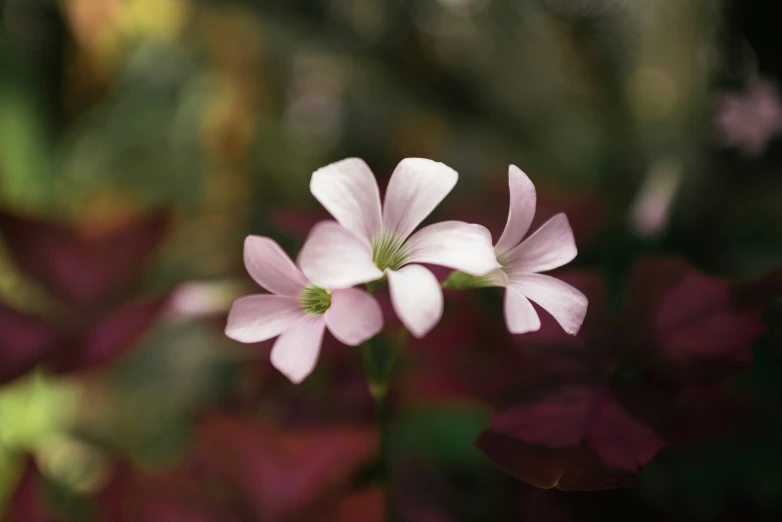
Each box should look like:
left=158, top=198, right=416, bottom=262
left=299, top=158, right=500, bottom=338
left=225, top=235, right=383, bottom=384
left=486, top=165, right=588, bottom=335
left=629, top=156, right=683, bottom=238
left=165, top=280, right=238, bottom=319
left=715, top=78, right=782, bottom=155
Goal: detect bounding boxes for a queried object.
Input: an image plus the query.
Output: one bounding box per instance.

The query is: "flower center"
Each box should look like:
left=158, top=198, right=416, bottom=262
left=371, top=233, right=409, bottom=271
left=495, top=250, right=512, bottom=268
left=299, top=285, right=331, bottom=316
left=495, top=250, right=518, bottom=279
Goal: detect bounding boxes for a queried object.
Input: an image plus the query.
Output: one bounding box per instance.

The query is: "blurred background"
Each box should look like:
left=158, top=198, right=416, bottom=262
left=1, top=0, right=782, bottom=520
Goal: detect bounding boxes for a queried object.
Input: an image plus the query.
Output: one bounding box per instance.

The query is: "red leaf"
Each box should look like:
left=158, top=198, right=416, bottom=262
left=319, top=488, right=383, bottom=522
left=95, top=416, right=377, bottom=522
left=96, top=462, right=242, bottom=522
left=621, top=258, right=771, bottom=370
left=99, top=460, right=380, bottom=522
left=476, top=257, right=777, bottom=490
left=0, top=211, right=169, bottom=309
left=0, top=304, right=58, bottom=384
left=49, top=294, right=169, bottom=374
left=193, top=415, right=377, bottom=521
left=1, top=460, right=62, bottom=522
left=476, top=386, right=667, bottom=491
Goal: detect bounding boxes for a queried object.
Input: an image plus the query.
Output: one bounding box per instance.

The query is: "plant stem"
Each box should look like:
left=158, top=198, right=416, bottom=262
left=360, top=329, right=406, bottom=522
left=374, top=385, right=392, bottom=521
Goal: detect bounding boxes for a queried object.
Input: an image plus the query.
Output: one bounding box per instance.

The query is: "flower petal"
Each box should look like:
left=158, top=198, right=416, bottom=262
left=495, top=165, right=537, bottom=256
left=298, top=221, right=384, bottom=289
left=504, top=286, right=541, bottom=334
left=310, top=158, right=383, bottom=242
left=387, top=265, right=443, bottom=338
left=504, top=213, right=577, bottom=274
left=325, top=288, right=383, bottom=345
left=381, top=158, right=458, bottom=240
left=225, top=295, right=304, bottom=343
left=406, top=221, right=501, bottom=276
left=270, top=316, right=326, bottom=384
left=244, top=236, right=309, bottom=296
left=491, top=268, right=510, bottom=287
left=512, top=274, right=588, bottom=335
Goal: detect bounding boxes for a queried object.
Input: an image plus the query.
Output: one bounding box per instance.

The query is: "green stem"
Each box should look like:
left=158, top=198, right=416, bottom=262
left=360, top=329, right=407, bottom=522
left=374, top=387, right=392, bottom=521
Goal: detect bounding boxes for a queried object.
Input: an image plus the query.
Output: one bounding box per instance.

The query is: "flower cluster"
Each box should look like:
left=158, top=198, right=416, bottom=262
left=225, top=159, right=588, bottom=383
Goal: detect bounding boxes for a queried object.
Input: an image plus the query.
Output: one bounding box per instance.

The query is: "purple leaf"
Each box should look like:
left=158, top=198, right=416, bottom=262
left=2, top=460, right=63, bottom=522
left=96, top=416, right=378, bottom=522
left=49, top=294, right=169, bottom=374
left=476, top=386, right=667, bottom=491
left=619, top=257, right=778, bottom=382
left=477, top=258, right=779, bottom=490
left=0, top=304, right=58, bottom=384
left=0, top=211, right=170, bottom=309
left=193, top=415, right=377, bottom=521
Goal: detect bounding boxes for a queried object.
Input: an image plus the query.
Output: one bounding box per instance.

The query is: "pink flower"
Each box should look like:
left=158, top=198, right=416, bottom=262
left=225, top=236, right=383, bottom=383
left=715, top=77, right=782, bottom=155
left=299, top=158, right=500, bottom=338
left=452, top=165, right=588, bottom=335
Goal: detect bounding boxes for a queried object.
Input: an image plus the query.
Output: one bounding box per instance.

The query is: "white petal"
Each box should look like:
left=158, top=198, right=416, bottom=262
left=494, top=165, right=537, bottom=256
left=504, top=213, right=577, bottom=273
left=243, top=236, right=309, bottom=296
left=512, top=274, right=588, bottom=335
left=387, top=265, right=443, bottom=338
left=405, top=221, right=501, bottom=275
left=298, top=221, right=384, bottom=289
left=225, top=295, right=304, bottom=343
left=504, top=285, right=541, bottom=334
left=310, top=158, right=383, bottom=242
left=381, top=158, right=458, bottom=240
left=270, top=316, right=326, bottom=384
left=325, top=288, right=383, bottom=346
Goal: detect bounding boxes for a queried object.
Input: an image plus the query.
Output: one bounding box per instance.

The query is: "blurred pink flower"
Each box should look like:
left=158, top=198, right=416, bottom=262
left=715, top=77, right=782, bottom=155
left=299, top=158, right=499, bottom=338
left=628, top=157, right=683, bottom=238
left=225, top=236, right=383, bottom=384
left=481, top=166, right=587, bottom=335
left=164, top=280, right=239, bottom=319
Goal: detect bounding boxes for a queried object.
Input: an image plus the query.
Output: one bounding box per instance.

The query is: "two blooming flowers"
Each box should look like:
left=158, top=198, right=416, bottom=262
left=225, top=158, right=589, bottom=383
